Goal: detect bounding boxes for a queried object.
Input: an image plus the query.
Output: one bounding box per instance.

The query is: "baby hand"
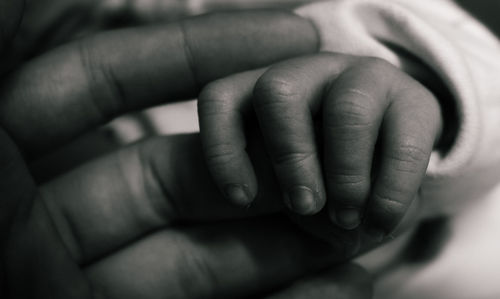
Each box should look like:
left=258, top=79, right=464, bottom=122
left=198, top=53, right=442, bottom=236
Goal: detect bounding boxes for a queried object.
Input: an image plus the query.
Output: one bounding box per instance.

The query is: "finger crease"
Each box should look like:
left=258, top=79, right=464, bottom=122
left=142, top=145, right=181, bottom=223
left=274, top=151, right=316, bottom=166
left=176, top=238, right=217, bottom=298
left=179, top=21, right=201, bottom=91
left=78, top=40, right=126, bottom=122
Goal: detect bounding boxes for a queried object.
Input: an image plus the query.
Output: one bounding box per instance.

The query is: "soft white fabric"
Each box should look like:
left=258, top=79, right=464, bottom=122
left=296, top=1, right=500, bottom=298
left=296, top=0, right=500, bottom=217
left=375, top=183, right=500, bottom=299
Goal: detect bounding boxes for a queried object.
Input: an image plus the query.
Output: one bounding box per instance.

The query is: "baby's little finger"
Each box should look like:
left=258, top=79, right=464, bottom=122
left=198, top=69, right=265, bottom=206
left=366, top=74, right=442, bottom=237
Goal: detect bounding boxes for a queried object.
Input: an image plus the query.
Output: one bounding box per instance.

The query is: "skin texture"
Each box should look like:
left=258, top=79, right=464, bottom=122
left=39, top=133, right=373, bottom=299
left=198, top=53, right=442, bottom=236
left=0, top=10, right=318, bottom=155
left=0, top=2, right=372, bottom=298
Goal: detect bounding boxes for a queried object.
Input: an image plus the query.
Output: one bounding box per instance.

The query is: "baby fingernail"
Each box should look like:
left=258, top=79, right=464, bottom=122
left=336, top=208, right=361, bottom=230
left=285, top=186, right=317, bottom=215
left=224, top=184, right=253, bottom=206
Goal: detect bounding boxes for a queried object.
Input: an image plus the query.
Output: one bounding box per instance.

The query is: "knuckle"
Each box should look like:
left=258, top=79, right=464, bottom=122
left=326, top=172, right=370, bottom=206
left=387, top=142, right=429, bottom=174
left=253, top=73, right=299, bottom=109
left=325, top=171, right=368, bottom=205
left=203, top=142, right=239, bottom=167
left=273, top=149, right=315, bottom=167
left=326, top=171, right=366, bottom=186
left=199, top=80, right=225, bottom=103
left=139, top=138, right=183, bottom=220
left=370, top=193, right=407, bottom=227
left=325, top=91, right=375, bottom=129
left=198, top=80, right=235, bottom=116
left=78, top=39, right=125, bottom=120
left=359, top=56, right=393, bottom=71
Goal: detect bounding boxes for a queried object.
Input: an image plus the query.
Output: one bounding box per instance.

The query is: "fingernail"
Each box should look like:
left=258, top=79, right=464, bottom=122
left=224, top=184, right=253, bottom=206
left=284, top=186, right=317, bottom=215
left=365, top=227, right=385, bottom=243
left=336, top=208, right=361, bottom=230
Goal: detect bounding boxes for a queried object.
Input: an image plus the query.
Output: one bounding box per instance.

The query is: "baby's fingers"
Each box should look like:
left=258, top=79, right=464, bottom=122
left=198, top=69, right=265, bottom=206
left=323, top=59, right=391, bottom=230
left=252, top=55, right=350, bottom=215
left=366, top=73, right=441, bottom=236
left=322, top=58, right=441, bottom=236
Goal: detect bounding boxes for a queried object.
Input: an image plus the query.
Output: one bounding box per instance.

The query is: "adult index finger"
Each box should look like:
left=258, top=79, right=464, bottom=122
left=264, top=263, right=372, bottom=299
left=0, top=10, right=318, bottom=156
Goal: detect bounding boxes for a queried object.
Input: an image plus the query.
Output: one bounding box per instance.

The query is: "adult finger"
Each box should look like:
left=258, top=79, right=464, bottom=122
left=264, top=263, right=372, bottom=299
left=84, top=217, right=338, bottom=299
left=0, top=0, right=24, bottom=52
left=40, top=133, right=283, bottom=264
left=0, top=10, right=318, bottom=156
left=365, top=73, right=441, bottom=235
left=39, top=130, right=422, bottom=279
left=0, top=129, right=97, bottom=298
left=0, top=128, right=35, bottom=240
left=5, top=198, right=99, bottom=299
left=198, top=68, right=266, bottom=206
left=252, top=53, right=354, bottom=215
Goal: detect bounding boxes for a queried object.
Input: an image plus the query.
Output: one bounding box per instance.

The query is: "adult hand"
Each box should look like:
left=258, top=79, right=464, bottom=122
left=0, top=4, right=372, bottom=298
left=1, top=126, right=374, bottom=299
left=38, top=132, right=373, bottom=299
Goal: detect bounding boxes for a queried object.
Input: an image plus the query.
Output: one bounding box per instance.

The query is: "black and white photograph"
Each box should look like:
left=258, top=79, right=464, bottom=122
left=0, top=0, right=499, bottom=298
